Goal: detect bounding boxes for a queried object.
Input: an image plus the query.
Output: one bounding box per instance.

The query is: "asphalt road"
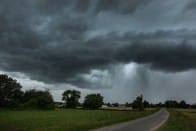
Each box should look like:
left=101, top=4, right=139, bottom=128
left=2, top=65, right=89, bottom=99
left=93, top=109, right=169, bottom=131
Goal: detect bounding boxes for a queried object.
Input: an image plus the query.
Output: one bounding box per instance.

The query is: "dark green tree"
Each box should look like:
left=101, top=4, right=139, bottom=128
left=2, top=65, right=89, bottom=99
left=156, top=102, right=164, bottom=107
left=164, top=100, right=178, bottom=108
left=112, top=103, right=119, bottom=107
left=23, top=89, right=54, bottom=109
left=132, top=95, right=144, bottom=111
left=0, top=74, right=23, bottom=107
left=143, top=100, right=150, bottom=108
left=83, top=93, right=103, bottom=109
left=179, top=100, right=188, bottom=108
left=191, top=104, right=196, bottom=109
left=125, top=102, right=131, bottom=107
left=62, top=90, right=81, bottom=108
left=106, top=102, right=111, bottom=107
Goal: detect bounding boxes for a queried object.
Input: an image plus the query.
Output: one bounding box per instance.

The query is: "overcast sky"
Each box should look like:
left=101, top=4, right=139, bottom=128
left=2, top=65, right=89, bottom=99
left=1, top=0, right=196, bottom=103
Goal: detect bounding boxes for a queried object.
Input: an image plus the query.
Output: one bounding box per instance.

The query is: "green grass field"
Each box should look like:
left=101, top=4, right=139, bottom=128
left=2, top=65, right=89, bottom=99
left=180, top=109, right=196, bottom=128
left=0, top=109, right=155, bottom=131
left=158, top=109, right=196, bottom=131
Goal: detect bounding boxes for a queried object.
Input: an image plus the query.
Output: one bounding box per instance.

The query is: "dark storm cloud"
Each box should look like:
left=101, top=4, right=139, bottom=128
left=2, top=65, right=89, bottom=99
left=184, top=0, right=196, bottom=12
left=116, top=41, right=196, bottom=71
left=74, top=0, right=91, bottom=12
left=1, top=0, right=196, bottom=85
left=94, top=0, right=152, bottom=14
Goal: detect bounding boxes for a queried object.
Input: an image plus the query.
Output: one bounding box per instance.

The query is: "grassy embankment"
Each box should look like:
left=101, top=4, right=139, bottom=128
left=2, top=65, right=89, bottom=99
left=158, top=109, right=196, bottom=131
left=0, top=108, right=155, bottom=131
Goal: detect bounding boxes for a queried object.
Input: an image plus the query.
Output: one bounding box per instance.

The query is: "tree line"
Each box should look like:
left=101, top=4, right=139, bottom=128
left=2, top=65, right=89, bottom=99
left=1, top=74, right=196, bottom=110
left=62, top=90, right=104, bottom=109
left=122, top=95, right=195, bottom=111
left=0, top=74, right=104, bottom=109
left=0, top=74, right=54, bottom=109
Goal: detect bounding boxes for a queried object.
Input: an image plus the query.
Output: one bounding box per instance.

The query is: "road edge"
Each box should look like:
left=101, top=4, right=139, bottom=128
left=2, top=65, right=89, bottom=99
left=92, top=109, right=166, bottom=131
left=150, top=109, right=170, bottom=131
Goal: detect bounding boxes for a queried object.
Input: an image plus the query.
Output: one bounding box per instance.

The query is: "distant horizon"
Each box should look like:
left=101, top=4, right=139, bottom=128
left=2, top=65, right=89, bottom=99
left=1, top=72, right=196, bottom=105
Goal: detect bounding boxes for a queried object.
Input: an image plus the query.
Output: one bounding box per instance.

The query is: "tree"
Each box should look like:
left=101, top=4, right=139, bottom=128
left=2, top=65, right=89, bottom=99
left=62, top=90, right=81, bottom=108
left=191, top=104, right=196, bottom=109
left=112, top=103, right=119, bottom=107
left=23, top=89, right=54, bottom=109
left=132, top=95, right=144, bottom=111
left=143, top=100, right=150, bottom=108
left=156, top=102, right=164, bottom=107
left=83, top=93, right=103, bottom=109
left=125, top=102, right=131, bottom=107
left=179, top=100, right=188, bottom=108
left=164, top=100, right=178, bottom=108
left=0, top=74, right=23, bottom=107
left=106, top=102, right=111, bottom=107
